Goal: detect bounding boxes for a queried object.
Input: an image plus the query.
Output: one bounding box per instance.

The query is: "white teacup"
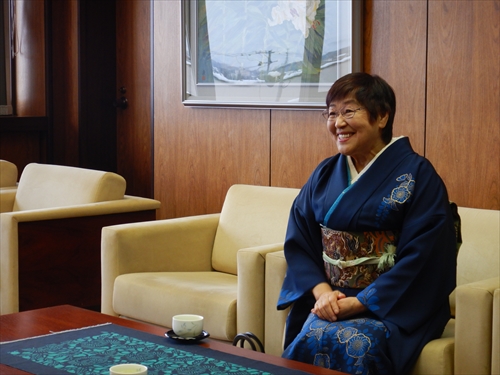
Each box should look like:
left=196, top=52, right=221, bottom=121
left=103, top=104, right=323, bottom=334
left=109, top=363, right=148, bottom=375
left=172, top=314, right=204, bottom=338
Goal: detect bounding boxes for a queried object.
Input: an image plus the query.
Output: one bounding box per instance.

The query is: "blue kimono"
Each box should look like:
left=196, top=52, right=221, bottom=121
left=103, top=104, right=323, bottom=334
left=278, top=137, right=457, bottom=375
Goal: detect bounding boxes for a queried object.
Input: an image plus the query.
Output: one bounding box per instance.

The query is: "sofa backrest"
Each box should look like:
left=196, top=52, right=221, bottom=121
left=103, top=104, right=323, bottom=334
left=13, top=163, right=126, bottom=211
left=211, top=184, right=299, bottom=275
left=0, top=160, right=18, bottom=188
left=456, top=207, right=500, bottom=286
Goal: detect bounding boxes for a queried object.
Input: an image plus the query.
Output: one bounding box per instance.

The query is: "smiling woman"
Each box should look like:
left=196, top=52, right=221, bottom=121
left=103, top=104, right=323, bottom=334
left=277, top=72, right=459, bottom=375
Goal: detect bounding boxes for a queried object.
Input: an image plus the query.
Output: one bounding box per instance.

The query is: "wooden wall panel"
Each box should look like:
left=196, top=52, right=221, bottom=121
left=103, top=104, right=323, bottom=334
left=363, top=0, right=427, bottom=155
left=153, top=1, right=270, bottom=219
left=426, top=1, right=500, bottom=209
left=116, top=0, right=153, bottom=198
left=13, top=0, right=46, bottom=116
left=50, top=0, right=79, bottom=166
left=271, top=110, right=335, bottom=188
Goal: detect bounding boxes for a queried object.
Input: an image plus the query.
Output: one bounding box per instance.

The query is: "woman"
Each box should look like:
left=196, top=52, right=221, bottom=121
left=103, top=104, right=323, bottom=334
left=278, top=73, right=458, bottom=375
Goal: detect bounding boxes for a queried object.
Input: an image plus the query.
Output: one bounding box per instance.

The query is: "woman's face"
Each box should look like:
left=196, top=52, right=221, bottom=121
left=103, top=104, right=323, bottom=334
left=326, top=97, right=388, bottom=170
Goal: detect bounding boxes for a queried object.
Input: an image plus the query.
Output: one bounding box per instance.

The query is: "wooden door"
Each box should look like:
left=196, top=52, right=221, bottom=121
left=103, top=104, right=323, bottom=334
left=115, top=0, right=153, bottom=198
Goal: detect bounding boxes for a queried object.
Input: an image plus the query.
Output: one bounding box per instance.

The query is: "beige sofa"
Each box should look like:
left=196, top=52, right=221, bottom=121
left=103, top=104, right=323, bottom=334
left=265, top=207, right=500, bottom=375
left=0, top=163, right=161, bottom=314
left=101, top=184, right=299, bottom=343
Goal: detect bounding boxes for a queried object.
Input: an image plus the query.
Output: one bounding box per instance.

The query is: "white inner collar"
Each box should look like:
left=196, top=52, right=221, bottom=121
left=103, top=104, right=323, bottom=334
left=347, top=136, right=405, bottom=184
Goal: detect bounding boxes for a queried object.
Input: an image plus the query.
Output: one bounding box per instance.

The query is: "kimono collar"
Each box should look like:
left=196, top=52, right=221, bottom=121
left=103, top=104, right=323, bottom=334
left=324, top=136, right=406, bottom=225
left=347, top=136, right=405, bottom=185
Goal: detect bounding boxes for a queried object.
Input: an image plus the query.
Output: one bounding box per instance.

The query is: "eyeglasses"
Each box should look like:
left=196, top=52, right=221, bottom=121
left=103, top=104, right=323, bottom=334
left=322, top=107, right=363, bottom=121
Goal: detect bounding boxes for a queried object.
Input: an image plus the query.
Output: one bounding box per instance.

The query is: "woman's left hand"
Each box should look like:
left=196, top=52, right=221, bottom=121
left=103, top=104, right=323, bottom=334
left=336, top=297, right=367, bottom=320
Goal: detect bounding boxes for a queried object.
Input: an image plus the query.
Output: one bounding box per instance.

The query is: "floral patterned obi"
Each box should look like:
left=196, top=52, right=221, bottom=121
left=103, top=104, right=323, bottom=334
left=321, top=226, right=399, bottom=289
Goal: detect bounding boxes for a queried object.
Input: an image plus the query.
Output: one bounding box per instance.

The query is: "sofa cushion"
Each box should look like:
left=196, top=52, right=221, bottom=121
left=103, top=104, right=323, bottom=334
left=13, top=163, right=126, bottom=211
left=113, top=272, right=237, bottom=341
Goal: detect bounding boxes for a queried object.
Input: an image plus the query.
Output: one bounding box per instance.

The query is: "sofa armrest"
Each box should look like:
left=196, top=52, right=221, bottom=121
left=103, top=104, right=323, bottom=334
left=237, top=243, right=285, bottom=343
left=0, top=188, right=17, bottom=213
left=101, top=214, right=220, bottom=316
left=264, top=250, right=289, bottom=356
left=455, top=276, right=500, bottom=375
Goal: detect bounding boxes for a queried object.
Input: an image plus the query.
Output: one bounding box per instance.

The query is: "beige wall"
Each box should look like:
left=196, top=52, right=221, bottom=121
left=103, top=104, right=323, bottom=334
left=153, top=0, right=499, bottom=219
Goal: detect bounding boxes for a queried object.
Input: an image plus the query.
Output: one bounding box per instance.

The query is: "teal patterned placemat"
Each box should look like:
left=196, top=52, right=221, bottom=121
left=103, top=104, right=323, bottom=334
left=0, top=323, right=310, bottom=375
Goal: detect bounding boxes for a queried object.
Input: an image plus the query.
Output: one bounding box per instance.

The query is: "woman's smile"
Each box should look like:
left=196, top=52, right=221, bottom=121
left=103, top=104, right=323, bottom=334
left=326, top=98, right=388, bottom=171
left=336, top=132, right=354, bottom=141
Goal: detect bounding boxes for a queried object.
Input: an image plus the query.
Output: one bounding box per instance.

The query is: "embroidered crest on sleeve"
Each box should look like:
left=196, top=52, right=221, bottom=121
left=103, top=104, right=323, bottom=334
left=376, top=174, right=415, bottom=226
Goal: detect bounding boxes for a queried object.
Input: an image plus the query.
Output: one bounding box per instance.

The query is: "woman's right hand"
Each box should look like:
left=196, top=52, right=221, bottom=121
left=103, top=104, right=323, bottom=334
left=311, top=282, right=346, bottom=322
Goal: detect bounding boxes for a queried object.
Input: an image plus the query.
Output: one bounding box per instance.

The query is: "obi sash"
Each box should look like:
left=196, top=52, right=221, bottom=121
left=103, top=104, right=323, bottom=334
left=321, top=226, right=399, bottom=289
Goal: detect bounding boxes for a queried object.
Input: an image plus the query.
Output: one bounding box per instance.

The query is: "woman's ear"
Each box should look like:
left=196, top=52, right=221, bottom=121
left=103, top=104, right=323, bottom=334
left=378, top=113, right=389, bottom=129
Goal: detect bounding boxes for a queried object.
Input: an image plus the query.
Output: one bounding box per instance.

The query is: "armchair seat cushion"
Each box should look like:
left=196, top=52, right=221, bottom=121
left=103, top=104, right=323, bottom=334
left=113, top=272, right=237, bottom=340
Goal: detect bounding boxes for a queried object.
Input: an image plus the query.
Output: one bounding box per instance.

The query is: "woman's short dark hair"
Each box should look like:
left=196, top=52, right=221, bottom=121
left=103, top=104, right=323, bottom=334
left=326, top=72, right=396, bottom=144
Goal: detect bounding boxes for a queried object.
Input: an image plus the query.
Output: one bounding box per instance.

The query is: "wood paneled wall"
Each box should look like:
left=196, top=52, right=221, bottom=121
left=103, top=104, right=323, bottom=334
left=154, top=1, right=270, bottom=218
left=271, top=110, right=335, bottom=188
left=2, top=0, right=118, bottom=176
left=50, top=0, right=79, bottom=166
left=2, top=0, right=498, bottom=218
left=426, top=1, right=500, bottom=210
left=115, top=0, right=153, bottom=198
left=153, top=0, right=499, bottom=219
left=363, top=0, right=427, bottom=154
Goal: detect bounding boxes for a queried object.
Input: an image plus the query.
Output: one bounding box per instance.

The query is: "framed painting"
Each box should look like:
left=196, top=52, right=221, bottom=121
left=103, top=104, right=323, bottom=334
left=181, top=0, right=363, bottom=109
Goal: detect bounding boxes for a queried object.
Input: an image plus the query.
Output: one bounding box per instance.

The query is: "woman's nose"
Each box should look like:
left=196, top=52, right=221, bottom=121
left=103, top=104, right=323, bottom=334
left=335, top=117, right=347, bottom=127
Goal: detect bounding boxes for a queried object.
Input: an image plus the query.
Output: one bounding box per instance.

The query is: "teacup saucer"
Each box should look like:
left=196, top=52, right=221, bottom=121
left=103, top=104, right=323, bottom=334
left=165, top=330, right=210, bottom=342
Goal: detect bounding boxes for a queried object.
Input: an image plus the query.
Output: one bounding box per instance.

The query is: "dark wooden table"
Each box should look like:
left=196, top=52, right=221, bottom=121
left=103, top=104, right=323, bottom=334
left=0, top=305, right=345, bottom=375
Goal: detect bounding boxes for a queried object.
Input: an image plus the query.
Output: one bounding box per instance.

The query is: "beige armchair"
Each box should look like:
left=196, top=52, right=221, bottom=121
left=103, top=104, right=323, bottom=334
left=0, top=160, right=18, bottom=188
left=265, top=207, right=500, bottom=375
left=101, top=184, right=299, bottom=343
left=0, top=163, right=161, bottom=315
left=0, top=160, right=19, bottom=215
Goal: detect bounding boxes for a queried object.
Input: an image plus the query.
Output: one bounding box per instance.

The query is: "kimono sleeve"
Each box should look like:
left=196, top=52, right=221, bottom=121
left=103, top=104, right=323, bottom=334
left=277, top=165, right=333, bottom=309
left=356, top=164, right=457, bottom=334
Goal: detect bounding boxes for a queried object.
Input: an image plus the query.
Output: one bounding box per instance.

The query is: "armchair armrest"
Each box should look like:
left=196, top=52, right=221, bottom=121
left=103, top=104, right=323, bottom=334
left=0, top=195, right=160, bottom=315
left=0, top=188, right=16, bottom=213
left=237, top=243, right=285, bottom=343
left=493, top=288, right=500, bottom=375
left=455, top=276, right=500, bottom=375
left=101, top=214, right=220, bottom=316
left=1, top=197, right=161, bottom=298
left=264, top=250, right=289, bottom=356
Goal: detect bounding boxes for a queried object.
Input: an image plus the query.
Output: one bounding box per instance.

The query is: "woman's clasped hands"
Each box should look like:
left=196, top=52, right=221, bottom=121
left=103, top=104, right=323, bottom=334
left=311, top=282, right=367, bottom=322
